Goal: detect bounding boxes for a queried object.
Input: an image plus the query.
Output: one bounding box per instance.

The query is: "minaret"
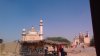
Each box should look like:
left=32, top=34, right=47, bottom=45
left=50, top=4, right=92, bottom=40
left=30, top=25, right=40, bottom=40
left=84, top=31, right=90, bottom=47
left=39, top=17, right=43, bottom=40
left=22, top=28, right=26, bottom=41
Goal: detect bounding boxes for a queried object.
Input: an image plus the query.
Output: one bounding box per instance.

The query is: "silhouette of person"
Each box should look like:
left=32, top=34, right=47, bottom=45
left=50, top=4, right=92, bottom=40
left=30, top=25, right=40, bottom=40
left=60, top=45, right=67, bottom=56
left=44, top=47, right=48, bottom=56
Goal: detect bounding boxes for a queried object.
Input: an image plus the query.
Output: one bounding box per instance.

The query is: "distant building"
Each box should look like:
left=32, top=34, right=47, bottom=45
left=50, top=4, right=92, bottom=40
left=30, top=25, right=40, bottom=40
left=72, top=32, right=90, bottom=48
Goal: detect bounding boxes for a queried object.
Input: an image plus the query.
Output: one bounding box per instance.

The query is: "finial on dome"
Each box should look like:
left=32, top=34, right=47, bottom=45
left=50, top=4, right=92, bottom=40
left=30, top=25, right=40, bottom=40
left=40, top=17, right=43, bottom=22
left=32, top=26, right=34, bottom=29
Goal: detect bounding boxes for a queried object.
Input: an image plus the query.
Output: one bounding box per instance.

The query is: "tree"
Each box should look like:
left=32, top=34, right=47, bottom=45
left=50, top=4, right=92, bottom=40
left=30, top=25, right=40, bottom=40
left=45, top=37, right=71, bottom=46
left=0, top=39, right=3, bottom=43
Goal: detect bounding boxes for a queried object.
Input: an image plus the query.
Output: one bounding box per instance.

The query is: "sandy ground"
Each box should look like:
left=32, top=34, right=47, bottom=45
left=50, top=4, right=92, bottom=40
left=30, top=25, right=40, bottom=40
left=0, top=43, right=97, bottom=56
left=64, top=47, right=96, bottom=56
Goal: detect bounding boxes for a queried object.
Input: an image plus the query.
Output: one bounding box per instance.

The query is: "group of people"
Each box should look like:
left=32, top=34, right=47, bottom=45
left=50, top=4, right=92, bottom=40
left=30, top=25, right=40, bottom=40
left=44, top=44, right=67, bottom=56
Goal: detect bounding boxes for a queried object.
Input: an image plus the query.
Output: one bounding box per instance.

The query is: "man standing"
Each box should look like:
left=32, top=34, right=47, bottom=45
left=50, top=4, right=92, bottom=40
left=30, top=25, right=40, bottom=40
left=44, top=47, right=48, bottom=56
left=60, top=45, right=67, bottom=56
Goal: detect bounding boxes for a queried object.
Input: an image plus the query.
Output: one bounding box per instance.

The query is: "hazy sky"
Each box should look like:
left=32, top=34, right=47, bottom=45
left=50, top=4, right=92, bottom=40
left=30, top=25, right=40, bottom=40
left=0, top=0, right=93, bottom=42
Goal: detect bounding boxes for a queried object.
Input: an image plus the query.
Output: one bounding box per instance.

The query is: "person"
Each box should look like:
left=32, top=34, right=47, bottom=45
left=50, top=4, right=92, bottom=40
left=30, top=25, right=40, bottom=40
left=44, top=47, right=48, bottom=56
left=52, top=46, right=56, bottom=56
left=60, top=45, right=67, bottom=56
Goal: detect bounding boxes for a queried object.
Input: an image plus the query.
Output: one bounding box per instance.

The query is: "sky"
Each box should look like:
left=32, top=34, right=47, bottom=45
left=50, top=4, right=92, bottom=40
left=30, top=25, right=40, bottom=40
left=0, top=0, right=93, bottom=42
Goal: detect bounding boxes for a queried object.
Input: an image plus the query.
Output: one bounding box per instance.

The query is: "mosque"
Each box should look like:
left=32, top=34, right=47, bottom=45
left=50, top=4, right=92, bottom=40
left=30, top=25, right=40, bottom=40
left=71, top=32, right=90, bottom=48
left=20, top=18, right=45, bottom=56
left=20, top=18, right=67, bottom=56
left=0, top=18, right=66, bottom=56
left=21, top=18, right=43, bottom=41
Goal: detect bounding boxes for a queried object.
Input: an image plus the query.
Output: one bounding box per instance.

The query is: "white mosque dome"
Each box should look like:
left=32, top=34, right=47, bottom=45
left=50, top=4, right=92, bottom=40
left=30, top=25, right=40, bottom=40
left=28, top=26, right=38, bottom=35
left=29, top=31, right=38, bottom=35
left=22, top=28, right=26, bottom=31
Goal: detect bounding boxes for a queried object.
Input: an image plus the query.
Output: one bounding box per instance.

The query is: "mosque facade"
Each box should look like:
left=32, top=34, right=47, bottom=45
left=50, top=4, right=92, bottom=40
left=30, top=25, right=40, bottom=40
left=21, top=18, right=43, bottom=42
left=71, top=32, right=90, bottom=48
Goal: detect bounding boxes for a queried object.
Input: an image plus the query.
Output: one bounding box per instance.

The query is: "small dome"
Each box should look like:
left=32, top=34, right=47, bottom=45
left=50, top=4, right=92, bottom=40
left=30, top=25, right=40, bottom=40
left=40, top=19, right=43, bottom=22
left=29, top=31, right=37, bottom=35
left=22, top=28, right=26, bottom=31
left=40, top=17, right=43, bottom=22
left=31, top=26, right=36, bottom=32
left=28, top=26, right=38, bottom=35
